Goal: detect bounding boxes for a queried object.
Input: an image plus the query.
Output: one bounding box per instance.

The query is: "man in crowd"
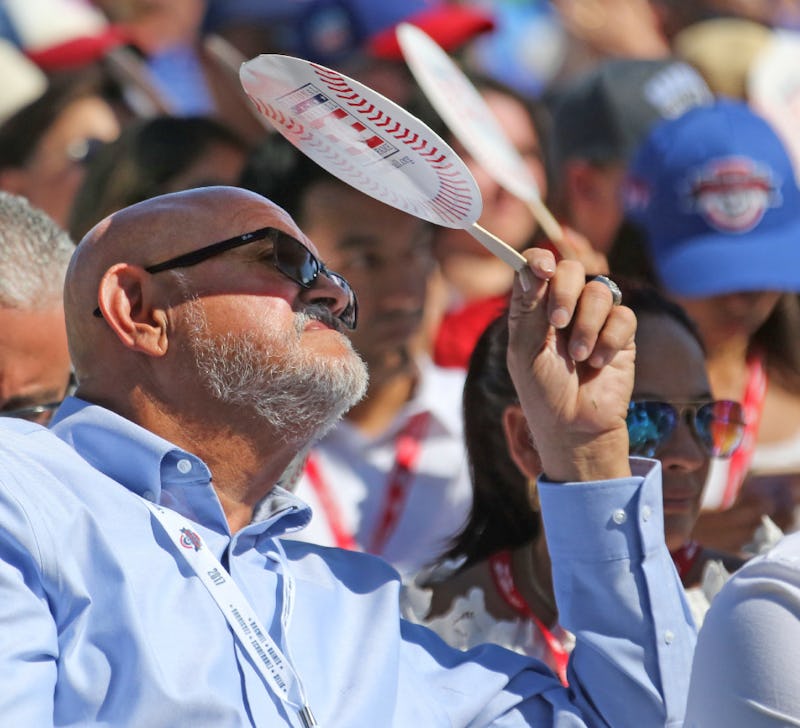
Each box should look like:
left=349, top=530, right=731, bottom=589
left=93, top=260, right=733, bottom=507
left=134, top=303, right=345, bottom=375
left=0, top=190, right=73, bottom=423
left=548, top=57, right=712, bottom=256
left=0, top=185, right=693, bottom=725
left=241, top=140, right=472, bottom=576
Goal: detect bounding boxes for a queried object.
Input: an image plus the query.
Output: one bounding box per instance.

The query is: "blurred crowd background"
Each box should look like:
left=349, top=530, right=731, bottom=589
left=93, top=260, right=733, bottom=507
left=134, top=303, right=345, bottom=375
left=5, top=0, right=800, bottom=664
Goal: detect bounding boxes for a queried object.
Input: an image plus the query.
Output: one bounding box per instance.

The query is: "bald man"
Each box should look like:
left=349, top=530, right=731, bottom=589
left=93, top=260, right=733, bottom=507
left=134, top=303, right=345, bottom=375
left=0, top=186, right=694, bottom=726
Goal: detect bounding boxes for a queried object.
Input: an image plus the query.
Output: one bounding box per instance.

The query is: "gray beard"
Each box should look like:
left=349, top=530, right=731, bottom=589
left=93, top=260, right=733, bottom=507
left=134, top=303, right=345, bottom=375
left=182, top=297, right=368, bottom=445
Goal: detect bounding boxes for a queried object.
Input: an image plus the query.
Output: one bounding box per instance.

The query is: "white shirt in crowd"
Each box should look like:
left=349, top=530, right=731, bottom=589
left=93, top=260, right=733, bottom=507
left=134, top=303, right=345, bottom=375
left=289, top=358, right=471, bottom=576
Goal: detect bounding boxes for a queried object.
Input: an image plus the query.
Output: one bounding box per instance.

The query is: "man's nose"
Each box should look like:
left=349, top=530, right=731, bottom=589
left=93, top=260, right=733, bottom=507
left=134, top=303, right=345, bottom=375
left=298, top=269, right=355, bottom=326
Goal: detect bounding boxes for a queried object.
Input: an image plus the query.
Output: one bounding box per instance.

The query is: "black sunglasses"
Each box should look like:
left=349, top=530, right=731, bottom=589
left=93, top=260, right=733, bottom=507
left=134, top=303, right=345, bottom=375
left=92, top=227, right=358, bottom=329
left=627, top=399, right=746, bottom=459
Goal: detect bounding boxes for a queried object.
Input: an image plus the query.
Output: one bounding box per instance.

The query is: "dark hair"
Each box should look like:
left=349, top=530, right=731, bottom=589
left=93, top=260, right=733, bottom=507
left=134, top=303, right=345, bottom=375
left=607, top=219, right=660, bottom=285
left=610, top=218, right=800, bottom=393
left=617, top=275, right=705, bottom=352
left=69, top=115, right=249, bottom=240
left=238, top=132, right=332, bottom=223
left=0, top=69, right=121, bottom=170
left=442, top=278, right=703, bottom=566
left=442, top=312, right=537, bottom=567
left=753, top=293, right=800, bottom=393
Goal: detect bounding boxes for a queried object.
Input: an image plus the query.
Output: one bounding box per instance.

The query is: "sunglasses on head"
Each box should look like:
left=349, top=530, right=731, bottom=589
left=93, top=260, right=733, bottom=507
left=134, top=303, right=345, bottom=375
left=92, top=227, right=358, bottom=329
left=626, top=399, right=746, bottom=458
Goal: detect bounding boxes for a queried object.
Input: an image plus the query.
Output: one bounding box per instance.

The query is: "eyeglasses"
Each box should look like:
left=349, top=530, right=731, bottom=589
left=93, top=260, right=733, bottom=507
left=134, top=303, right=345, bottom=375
left=1, top=372, right=77, bottom=425
left=92, top=227, right=358, bottom=329
left=3, top=400, right=62, bottom=424
left=626, top=400, right=746, bottom=458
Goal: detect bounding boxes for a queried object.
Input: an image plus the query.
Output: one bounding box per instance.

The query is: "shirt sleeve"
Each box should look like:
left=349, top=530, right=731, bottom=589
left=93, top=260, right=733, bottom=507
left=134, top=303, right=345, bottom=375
left=395, top=460, right=696, bottom=727
left=537, top=458, right=697, bottom=727
left=685, top=532, right=800, bottom=727
left=0, top=465, right=59, bottom=725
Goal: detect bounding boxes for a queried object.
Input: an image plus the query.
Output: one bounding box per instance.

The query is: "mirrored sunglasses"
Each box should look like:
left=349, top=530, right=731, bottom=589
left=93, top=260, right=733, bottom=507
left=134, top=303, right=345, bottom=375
left=627, top=400, right=746, bottom=458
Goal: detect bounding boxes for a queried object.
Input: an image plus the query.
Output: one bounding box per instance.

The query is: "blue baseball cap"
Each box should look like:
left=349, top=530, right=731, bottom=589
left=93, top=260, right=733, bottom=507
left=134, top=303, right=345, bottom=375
left=624, top=99, right=800, bottom=297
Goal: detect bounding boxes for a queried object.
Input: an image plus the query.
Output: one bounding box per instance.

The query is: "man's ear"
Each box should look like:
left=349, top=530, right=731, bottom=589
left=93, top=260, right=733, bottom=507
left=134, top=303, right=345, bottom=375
left=501, top=404, right=543, bottom=480
left=97, top=263, right=169, bottom=356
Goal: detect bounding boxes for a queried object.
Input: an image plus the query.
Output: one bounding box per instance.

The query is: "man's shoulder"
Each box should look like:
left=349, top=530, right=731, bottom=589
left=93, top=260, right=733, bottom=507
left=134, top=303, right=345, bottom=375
left=0, top=417, right=52, bottom=440
left=0, top=418, right=109, bottom=512
left=0, top=418, right=85, bottom=472
left=736, top=530, right=800, bottom=583
left=281, top=538, right=402, bottom=591
left=709, top=531, right=800, bottom=620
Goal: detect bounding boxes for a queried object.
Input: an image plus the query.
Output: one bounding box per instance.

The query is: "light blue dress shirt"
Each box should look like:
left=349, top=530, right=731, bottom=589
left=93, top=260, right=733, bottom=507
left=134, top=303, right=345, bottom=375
left=0, top=398, right=695, bottom=726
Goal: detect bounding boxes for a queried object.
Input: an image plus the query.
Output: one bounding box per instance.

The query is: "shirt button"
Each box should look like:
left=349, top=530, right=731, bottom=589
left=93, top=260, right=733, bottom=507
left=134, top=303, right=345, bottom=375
left=642, top=505, right=652, bottom=522
left=142, top=490, right=156, bottom=502
left=664, top=630, right=675, bottom=645
left=177, top=458, right=192, bottom=474
left=612, top=508, right=627, bottom=525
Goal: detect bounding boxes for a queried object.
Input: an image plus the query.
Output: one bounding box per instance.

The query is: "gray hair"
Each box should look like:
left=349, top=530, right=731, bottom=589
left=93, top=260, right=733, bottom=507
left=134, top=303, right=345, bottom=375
left=0, top=191, right=74, bottom=309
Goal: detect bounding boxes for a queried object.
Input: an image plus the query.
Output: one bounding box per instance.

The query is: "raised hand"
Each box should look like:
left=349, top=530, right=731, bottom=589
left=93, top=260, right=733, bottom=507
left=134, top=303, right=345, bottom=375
left=506, top=248, right=636, bottom=482
left=542, top=225, right=610, bottom=277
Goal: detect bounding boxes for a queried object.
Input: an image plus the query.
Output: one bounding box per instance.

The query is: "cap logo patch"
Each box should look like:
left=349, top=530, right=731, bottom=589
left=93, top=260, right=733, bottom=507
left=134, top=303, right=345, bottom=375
left=684, top=156, right=781, bottom=233
left=643, top=64, right=713, bottom=119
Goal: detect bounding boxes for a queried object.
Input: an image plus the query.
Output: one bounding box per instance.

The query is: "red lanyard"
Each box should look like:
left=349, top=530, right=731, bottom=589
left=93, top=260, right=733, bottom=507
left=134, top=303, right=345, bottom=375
left=670, top=540, right=701, bottom=581
left=721, top=353, right=767, bottom=509
left=303, top=411, right=431, bottom=555
left=304, top=453, right=358, bottom=551
left=367, top=411, right=430, bottom=554
left=488, top=551, right=569, bottom=686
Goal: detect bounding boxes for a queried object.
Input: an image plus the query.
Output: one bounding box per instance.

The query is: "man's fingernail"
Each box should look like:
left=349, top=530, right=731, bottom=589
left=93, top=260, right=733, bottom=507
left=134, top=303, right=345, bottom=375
left=571, top=342, right=589, bottom=361
left=551, top=307, right=569, bottom=329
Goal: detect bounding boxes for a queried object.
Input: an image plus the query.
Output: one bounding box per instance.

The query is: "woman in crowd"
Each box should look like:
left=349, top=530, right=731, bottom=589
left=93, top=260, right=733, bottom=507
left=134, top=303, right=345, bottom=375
left=0, top=69, right=123, bottom=227
left=623, top=100, right=800, bottom=553
left=403, top=281, right=746, bottom=679
left=68, top=114, right=250, bottom=241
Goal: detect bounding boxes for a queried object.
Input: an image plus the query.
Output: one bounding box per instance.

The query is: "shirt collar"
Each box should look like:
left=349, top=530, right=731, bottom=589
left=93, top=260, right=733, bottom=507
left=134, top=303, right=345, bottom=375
left=50, top=397, right=311, bottom=536
left=51, top=397, right=198, bottom=502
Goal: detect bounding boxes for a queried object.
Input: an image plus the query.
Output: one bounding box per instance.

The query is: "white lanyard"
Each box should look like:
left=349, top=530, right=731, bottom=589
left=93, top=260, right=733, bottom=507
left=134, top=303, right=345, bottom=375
left=143, top=501, right=318, bottom=728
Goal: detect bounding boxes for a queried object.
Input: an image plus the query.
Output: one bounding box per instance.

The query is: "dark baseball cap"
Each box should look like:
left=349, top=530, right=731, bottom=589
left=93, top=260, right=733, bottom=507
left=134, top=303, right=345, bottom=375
left=550, top=58, right=713, bottom=169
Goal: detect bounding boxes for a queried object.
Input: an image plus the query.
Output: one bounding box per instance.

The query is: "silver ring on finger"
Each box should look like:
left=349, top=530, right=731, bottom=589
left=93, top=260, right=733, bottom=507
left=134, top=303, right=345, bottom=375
left=587, top=274, right=622, bottom=306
